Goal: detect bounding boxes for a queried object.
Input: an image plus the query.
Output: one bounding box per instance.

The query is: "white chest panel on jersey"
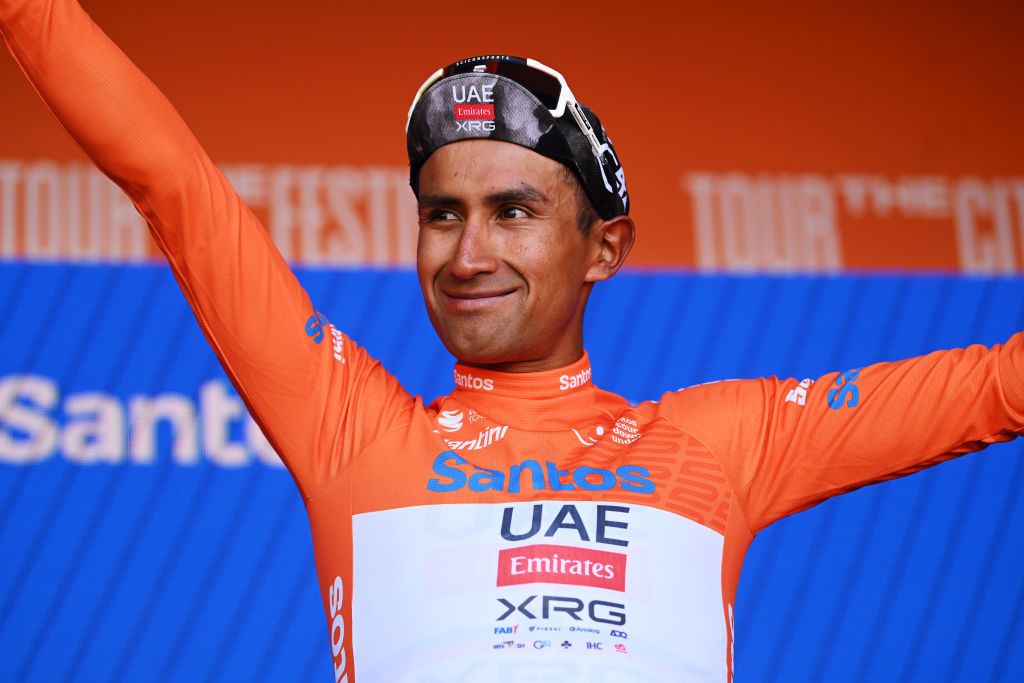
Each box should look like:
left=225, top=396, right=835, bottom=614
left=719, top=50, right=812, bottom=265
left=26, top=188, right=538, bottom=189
left=351, top=501, right=727, bottom=682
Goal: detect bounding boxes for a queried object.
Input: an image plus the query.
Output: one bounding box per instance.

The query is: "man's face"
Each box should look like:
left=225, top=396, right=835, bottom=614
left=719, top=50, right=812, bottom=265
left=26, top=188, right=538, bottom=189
left=416, top=140, right=595, bottom=368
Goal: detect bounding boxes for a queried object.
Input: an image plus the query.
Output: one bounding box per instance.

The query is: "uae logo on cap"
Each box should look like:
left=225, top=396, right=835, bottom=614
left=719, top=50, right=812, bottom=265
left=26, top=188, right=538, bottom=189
left=454, top=103, right=495, bottom=121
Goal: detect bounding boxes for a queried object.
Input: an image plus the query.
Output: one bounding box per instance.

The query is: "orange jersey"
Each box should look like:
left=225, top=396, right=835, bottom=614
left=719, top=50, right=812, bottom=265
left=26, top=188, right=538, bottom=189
left=4, top=2, right=1024, bottom=680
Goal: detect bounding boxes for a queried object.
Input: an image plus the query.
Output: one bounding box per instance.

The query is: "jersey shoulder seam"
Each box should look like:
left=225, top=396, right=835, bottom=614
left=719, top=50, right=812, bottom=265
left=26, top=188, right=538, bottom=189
left=656, top=399, right=758, bottom=538
left=304, top=405, right=427, bottom=504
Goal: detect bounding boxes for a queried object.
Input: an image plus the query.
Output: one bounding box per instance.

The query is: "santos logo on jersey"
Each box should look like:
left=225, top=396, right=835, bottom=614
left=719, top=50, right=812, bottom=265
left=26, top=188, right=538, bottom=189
left=426, top=451, right=655, bottom=494
left=559, top=368, right=592, bottom=391
left=454, top=369, right=494, bottom=391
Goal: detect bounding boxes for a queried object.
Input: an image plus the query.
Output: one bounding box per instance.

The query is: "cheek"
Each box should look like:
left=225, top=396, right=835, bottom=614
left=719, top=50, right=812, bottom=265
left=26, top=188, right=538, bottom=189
left=416, top=257, right=440, bottom=311
left=416, top=231, right=448, bottom=286
left=415, top=228, right=435, bottom=264
left=517, top=228, right=572, bottom=263
left=519, top=237, right=586, bottom=302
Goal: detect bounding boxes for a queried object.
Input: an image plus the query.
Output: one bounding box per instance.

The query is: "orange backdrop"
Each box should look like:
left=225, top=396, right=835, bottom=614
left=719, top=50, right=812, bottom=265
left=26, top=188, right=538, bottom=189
left=2, top=0, right=1023, bottom=272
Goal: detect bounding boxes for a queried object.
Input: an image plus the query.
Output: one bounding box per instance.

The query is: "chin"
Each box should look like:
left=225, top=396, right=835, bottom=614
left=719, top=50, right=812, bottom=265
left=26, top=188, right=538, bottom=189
left=443, top=328, right=526, bottom=366
left=447, top=340, right=518, bottom=366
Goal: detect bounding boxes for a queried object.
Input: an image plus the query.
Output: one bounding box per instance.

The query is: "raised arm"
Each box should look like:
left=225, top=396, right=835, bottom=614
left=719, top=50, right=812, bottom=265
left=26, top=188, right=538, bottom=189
left=663, top=333, right=1024, bottom=533
left=1, top=0, right=416, bottom=496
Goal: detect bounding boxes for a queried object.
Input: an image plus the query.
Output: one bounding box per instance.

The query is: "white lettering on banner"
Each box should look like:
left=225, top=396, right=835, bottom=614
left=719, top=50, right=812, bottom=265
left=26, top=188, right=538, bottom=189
left=953, top=178, right=1024, bottom=273
left=839, top=175, right=1024, bottom=271
left=202, top=381, right=246, bottom=466
left=0, top=375, right=58, bottom=462
left=683, top=172, right=1024, bottom=273
left=0, top=160, right=147, bottom=262
left=243, top=164, right=417, bottom=266
left=129, top=394, right=198, bottom=464
left=0, top=160, right=417, bottom=266
left=24, top=162, right=61, bottom=258
left=0, top=375, right=285, bottom=469
left=0, top=162, right=19, bottom=255
left=63, top=392, right=124, bottom=463
left=837, top=175, right=953, bottom=218
left=685, top=173, right=841, bottom=271
left=6, top=160, right=1022, bottom=271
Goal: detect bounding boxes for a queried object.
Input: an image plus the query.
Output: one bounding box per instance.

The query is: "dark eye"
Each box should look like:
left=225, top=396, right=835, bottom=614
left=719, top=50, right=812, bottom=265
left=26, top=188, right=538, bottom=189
left=425, top=209, right=460, bottom=222
left=500, top=206, right=529, bottom=220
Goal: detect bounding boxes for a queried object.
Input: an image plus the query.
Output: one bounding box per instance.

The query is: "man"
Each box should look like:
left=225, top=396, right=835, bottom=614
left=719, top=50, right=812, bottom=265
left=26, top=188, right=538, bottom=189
left=2, top=1, right=1022, bottom=681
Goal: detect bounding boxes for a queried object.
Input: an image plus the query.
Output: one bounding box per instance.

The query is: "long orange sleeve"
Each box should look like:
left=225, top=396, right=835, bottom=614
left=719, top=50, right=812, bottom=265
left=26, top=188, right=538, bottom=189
left=1, top=0, right=417, bottom=498
left=662, top=334, right=1024, bottom=533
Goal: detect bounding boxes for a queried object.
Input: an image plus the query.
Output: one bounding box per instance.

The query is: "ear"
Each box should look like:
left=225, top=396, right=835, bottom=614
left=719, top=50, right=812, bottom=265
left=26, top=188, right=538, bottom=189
left=584, top=215, right=636, bottom=282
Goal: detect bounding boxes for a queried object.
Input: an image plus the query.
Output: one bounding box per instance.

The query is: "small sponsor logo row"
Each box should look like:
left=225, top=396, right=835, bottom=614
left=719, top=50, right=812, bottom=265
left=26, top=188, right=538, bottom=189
left=493, top=639, right=629, bottom=653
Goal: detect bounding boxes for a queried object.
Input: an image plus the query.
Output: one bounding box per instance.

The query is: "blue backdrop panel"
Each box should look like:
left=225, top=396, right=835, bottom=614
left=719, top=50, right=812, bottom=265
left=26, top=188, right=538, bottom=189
left=0, top=263, right=1021, bottom=682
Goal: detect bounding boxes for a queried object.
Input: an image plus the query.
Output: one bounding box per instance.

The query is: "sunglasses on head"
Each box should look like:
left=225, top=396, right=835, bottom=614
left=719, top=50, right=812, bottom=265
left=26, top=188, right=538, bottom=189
left=407, top=56, right=621, bottom=197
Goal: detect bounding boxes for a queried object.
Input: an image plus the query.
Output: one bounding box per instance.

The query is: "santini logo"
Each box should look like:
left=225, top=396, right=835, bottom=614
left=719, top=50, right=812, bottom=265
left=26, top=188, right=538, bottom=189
left=445, top=425, right=509, bottom=451
left=427, top=452, right=655, bottom=494
left=454, top=370, right=494, bottom=391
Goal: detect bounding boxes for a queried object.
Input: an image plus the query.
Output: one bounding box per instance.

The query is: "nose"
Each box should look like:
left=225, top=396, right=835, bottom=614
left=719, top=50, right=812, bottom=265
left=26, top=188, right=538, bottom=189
left=450, top=219, right=499, bottom=280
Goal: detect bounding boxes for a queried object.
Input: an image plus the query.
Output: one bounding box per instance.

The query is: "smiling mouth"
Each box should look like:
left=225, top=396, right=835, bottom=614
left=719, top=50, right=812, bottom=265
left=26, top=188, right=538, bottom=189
left=441, top=288, right=517, bottom=311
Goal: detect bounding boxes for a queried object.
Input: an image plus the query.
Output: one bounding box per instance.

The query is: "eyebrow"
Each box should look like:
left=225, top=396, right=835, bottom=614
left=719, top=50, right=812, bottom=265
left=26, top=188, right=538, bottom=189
left=484, top=185, right=549, bottom=205
left=417, top=184, right=550, bottom=210
left=417, top=194, right=461, bottom=210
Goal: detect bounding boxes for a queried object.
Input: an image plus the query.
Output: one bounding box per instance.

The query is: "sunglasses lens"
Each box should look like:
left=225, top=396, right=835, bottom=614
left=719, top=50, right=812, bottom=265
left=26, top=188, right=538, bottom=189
left=495, top=62, right=561, bottom=109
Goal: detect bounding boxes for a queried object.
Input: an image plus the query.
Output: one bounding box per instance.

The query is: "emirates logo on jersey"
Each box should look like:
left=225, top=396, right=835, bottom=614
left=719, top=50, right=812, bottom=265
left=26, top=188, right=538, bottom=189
left=496, top=543, right=626, bottom=591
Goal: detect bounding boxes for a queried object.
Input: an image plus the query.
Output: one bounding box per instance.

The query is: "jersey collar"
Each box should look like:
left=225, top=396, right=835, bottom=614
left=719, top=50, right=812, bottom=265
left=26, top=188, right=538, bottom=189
left=451, top=352, right=593, bottom=400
